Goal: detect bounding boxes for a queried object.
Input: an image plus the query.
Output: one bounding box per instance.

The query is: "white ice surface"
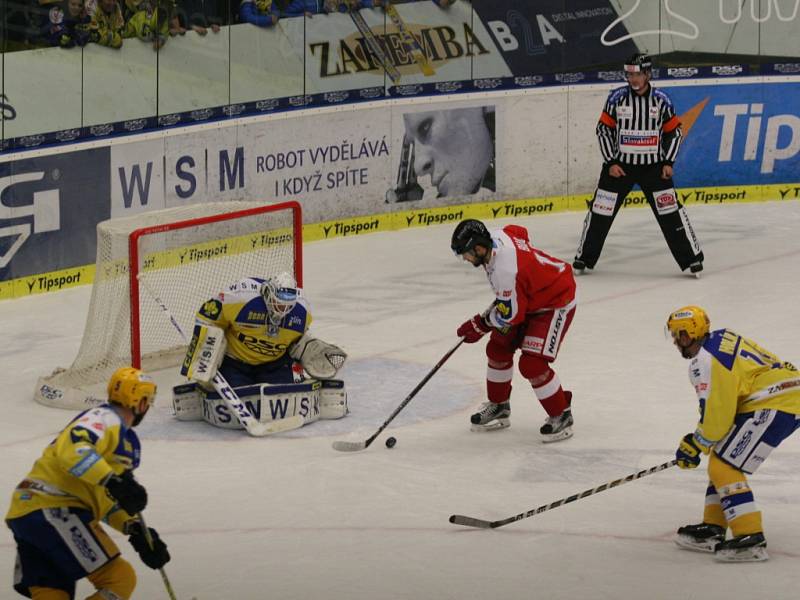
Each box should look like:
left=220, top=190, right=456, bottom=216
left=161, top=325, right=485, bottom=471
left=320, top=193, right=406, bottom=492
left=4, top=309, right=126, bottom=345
left=1, top=202, right=799, bottom=599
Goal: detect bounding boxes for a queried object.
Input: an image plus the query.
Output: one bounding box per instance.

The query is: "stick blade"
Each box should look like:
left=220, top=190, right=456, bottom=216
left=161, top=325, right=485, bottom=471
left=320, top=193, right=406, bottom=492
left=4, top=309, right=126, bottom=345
left=246, top=415, right=304, bottom=437
left=332, top=440, right=368, bottom=452
left=448, top=514, right=494, bottom=529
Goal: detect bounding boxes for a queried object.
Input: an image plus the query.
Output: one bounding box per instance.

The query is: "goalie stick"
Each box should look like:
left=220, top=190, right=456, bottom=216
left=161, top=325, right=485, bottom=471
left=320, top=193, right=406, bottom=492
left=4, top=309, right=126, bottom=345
left=137, top=275, right=304, bottom=437
left=332, top=337, right=464, bottom=452
left=348, top=7, right=402, bottom=84
left=449, top=460, right=678, bottom=529
left=385, top=2, right=435, bottom=76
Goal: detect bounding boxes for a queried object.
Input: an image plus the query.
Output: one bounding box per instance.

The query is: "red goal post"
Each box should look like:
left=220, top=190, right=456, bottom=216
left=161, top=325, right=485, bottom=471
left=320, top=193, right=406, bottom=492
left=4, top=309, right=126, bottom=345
left=34, top=201, right=303, bottom=410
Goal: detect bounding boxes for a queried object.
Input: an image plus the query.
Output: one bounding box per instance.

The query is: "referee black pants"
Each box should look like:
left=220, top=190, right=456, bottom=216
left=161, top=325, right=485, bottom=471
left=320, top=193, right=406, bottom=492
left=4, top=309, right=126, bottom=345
left=575, top=162, right=703, bottom=271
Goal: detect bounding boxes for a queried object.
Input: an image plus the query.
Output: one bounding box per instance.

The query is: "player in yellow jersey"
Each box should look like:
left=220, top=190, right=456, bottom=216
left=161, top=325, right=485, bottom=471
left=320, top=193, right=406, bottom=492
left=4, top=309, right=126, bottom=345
left=667, top=306, right=800, bottom=562
left=5, top=367, right=169, bottom=599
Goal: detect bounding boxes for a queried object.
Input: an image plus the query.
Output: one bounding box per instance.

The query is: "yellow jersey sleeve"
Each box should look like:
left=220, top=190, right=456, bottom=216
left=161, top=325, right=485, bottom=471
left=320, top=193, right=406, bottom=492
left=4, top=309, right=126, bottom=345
left=6, top=405, right=140, bottom=530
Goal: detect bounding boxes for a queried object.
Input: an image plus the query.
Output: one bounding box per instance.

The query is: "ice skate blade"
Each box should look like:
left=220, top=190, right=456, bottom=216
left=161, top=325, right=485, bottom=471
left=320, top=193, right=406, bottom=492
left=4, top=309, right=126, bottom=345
left=714, top=546, right=769, bottom=563
left=541, top=426, right=573, bottom=443
left=674, top=535, right=717, bottom=554
left=470, top=420, right=510, bottom=432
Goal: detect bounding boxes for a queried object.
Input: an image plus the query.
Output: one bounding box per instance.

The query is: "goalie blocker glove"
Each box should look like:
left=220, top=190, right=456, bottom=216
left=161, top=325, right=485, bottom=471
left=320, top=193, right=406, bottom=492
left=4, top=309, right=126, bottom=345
left=105, top=470, right=148, bottom=515
left=127, top=521, right=171, bottom=570
left=457, top=314, right=491, bottom=344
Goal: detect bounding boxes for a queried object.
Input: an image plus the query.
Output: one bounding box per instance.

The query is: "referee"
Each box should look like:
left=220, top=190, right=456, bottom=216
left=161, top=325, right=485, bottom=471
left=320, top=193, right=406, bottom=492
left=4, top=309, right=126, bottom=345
left=573, top=53, right=704, bottom=276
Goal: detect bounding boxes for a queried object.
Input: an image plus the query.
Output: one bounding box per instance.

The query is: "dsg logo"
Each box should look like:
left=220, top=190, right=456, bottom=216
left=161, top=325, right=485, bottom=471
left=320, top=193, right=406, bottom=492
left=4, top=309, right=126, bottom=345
left=0, top=172, right=60, bottom=268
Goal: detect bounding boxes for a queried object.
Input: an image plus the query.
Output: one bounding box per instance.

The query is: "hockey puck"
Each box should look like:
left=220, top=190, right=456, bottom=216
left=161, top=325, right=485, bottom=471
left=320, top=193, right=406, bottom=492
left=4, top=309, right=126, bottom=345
left=385, top=436, right=397, bottom=449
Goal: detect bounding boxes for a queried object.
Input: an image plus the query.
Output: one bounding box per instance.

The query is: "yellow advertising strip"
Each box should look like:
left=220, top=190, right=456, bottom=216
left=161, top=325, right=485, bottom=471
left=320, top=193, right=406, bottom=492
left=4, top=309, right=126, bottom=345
left=2, top=264, right=96, bottom=299
left=2, top=184, right=798, bottom=300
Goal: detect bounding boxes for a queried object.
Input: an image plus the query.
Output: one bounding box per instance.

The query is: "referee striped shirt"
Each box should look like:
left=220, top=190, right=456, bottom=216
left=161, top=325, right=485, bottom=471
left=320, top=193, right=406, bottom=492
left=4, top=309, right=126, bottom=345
left=596, top=84, right=682, bottom=166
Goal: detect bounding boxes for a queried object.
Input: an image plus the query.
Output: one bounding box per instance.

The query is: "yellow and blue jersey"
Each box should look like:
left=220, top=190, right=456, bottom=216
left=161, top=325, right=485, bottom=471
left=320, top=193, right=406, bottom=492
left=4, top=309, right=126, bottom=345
left=689, top=328, right=800, bottom=447
left=6, top=405, right=140, bottom=533
left=195, top=276, right=311, bottom=366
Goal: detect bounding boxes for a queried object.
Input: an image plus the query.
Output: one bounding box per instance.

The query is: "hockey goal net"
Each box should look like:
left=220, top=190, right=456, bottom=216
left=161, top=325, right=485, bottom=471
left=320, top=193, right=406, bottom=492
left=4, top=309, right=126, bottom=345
left=34, top=201, right=303, bottom=409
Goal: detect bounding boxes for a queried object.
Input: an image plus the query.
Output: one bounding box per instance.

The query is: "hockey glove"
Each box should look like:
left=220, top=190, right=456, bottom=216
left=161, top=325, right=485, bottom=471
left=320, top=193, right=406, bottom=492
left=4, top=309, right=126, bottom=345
left=128, top=521, right=170, bottom=570
left=676, top=433, right=702, bottom=469
left=457, top=314, right=491, bottom=344
left=105, top=470, right=148, bottom=515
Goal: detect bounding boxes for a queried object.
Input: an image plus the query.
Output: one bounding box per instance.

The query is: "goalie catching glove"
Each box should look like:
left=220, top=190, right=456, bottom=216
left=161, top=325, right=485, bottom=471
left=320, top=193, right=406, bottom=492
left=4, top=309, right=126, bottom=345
left=289, top=334, right=347, bottom=379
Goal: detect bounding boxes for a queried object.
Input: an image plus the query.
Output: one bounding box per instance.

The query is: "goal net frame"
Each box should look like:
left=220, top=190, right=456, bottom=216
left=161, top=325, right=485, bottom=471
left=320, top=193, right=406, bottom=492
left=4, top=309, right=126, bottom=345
left=34, top=200, right=303, bottom=410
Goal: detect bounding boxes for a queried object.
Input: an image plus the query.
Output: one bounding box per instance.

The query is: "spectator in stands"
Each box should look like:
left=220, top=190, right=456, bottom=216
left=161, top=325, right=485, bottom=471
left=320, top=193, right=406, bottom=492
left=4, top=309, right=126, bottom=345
left=41, top=0, right=92, bottom=47
left=89, top=0, right=125, bottom=48
left=123, top=0, right=173, bottom=49
left=174, top=0, right=228, bottom=35
left=239, top=0, right=279, bottom=27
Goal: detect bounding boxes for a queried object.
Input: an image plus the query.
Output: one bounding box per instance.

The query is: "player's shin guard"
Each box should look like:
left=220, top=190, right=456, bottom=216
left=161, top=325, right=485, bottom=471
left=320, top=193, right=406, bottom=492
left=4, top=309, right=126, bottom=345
left=485, top=359, right=513, bottom=404
left=708, top=454, right=763, bottom=537
left=86, top=556, right=136, bottom=600
left=702, top=483, right=727, bottom=529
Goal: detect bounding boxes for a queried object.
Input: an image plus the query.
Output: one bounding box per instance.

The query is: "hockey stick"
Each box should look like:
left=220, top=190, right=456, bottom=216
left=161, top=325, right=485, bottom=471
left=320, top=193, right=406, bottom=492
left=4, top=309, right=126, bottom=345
left=348, top=7, right=402, bottom=84
left=385, top=2, right=435, bottom=76
left=138, top=513, right=178, bottom=600
left=449, top=460, right=678, bottom=529
left=332, top=337, right=465, bottom=452
left=137, top=275, right=304, bottom=437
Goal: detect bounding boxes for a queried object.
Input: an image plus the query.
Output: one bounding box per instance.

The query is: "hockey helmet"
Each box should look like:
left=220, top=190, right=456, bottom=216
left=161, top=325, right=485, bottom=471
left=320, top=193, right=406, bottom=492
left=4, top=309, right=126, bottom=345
left=666, top=305, right=710, bottom=343
left=624, top=53, right=652, bottom=74
left=451, top=219, right=491, bottom=256
left=261, top=272, right=299, bottom=323
left=107, top=367, right=156, bottom=425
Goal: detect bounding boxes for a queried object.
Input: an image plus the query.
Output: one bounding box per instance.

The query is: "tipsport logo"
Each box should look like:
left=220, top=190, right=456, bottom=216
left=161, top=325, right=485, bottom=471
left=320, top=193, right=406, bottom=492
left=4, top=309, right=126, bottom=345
left=0, top=171, right=61, bottom=269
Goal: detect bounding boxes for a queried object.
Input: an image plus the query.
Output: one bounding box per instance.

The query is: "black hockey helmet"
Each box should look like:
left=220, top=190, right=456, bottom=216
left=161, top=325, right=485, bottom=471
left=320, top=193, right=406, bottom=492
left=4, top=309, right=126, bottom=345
left=624, top=53, right=652, bottom=73
left=451, top=219, right=491, bottom=255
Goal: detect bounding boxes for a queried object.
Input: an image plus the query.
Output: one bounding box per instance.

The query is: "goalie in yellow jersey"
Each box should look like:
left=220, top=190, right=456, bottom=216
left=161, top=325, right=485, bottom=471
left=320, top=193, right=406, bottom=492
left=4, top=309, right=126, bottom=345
left=666, top=306, right=800, bottom=562
left=173, top=272, right=349, bottom=430
left=5, top=367, right=169, bottom=600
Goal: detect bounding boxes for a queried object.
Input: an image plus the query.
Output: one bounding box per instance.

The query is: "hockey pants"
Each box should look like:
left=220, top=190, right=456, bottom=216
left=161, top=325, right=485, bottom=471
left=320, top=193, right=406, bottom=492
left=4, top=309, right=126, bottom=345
left=575, top=162, right=703, bottom=270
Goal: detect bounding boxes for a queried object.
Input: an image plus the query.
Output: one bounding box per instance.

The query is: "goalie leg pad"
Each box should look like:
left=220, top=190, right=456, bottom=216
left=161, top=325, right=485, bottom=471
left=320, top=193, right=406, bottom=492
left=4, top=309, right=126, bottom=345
left=320, top=379, right=348, bottom=419
left=181, top=323, right=227, bottom=383
left=289, top=334, right=347, bottom=379
left=200, top=381, right=322, bottom=430
left=172, top=382, right=203, bottom=421
left=260, top=381, right=321, bottom=425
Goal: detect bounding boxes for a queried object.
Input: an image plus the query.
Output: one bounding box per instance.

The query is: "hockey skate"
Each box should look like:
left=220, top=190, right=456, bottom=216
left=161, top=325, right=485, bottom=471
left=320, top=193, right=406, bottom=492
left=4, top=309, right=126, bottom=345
left=540, top=408, right=573, bottom=442
left=470, top=401, right=510, bottom=432
left=714, top=533, right=769, bottom=563
left=572, top=259, right=589, bottom=274
left=674, top=523, right=725, bottom=553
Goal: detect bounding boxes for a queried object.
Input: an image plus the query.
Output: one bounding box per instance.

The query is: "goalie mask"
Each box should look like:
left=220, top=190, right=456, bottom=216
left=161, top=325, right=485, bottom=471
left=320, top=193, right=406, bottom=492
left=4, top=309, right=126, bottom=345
left=108, top=367, right=156, bottom=426
left=261, top=272, right=299, bottom=331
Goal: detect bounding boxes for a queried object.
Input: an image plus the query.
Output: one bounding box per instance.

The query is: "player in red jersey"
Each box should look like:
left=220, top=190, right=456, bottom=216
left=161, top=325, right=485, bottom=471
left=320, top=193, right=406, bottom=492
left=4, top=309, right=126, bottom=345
left=452, top=219, right=577, bottom=442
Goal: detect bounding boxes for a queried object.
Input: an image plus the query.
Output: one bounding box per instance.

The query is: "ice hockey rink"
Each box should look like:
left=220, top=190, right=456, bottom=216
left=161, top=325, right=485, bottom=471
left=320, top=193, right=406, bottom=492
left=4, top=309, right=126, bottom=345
left=1, top=200, right=799, bottom=599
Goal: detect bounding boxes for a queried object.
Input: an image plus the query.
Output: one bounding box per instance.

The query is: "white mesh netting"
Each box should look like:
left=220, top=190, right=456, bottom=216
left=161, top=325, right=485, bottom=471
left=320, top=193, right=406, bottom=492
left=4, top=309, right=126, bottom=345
left=34, top=201, right=300, bottom=409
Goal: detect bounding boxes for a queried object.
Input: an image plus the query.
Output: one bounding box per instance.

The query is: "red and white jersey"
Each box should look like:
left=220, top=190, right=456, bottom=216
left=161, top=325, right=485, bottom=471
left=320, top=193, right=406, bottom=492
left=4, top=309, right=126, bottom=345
left=483, top=225, right=576, bottom=328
